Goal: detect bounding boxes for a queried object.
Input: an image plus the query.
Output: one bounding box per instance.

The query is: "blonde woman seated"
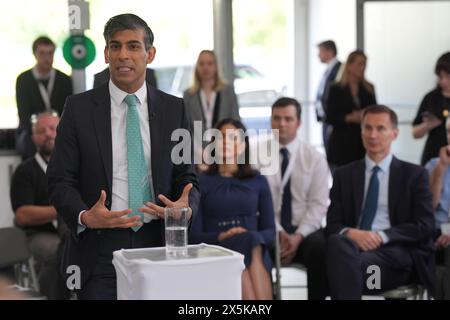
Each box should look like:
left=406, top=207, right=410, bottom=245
left=189, top=118, right=275, bottom=300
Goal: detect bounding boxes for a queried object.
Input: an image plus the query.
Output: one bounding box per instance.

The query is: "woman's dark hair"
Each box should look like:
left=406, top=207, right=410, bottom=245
left=205, top=118, right=258, bottom=179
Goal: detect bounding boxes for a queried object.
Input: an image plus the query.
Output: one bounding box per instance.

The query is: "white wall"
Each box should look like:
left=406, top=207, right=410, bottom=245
left=307, top=0, right=357, bottom=147
left=365, top=1, right=450, bottom=108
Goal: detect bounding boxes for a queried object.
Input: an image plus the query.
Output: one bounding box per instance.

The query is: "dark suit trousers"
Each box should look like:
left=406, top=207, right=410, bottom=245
left=327, top=234, right=415, bottom=300
left=77, top=221, right=163, bottom=300
left=293, top=229, right=329, bottom=300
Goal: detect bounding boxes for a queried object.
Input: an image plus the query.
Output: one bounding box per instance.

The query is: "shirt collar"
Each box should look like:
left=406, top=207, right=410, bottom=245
left=365, top=153, right=393, bottom=173
left=326, top=57, right=338, bottom=71
left=32, top=66, right=54, bottom=80
left=34, top=152, right=48, bottom=173
left=279, top=136, right=299, bottom=156
left=109, top=79, right=147, bottom=107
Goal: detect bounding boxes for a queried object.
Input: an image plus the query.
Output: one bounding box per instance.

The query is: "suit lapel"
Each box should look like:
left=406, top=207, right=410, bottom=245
left=327, top=62, right=340, bottom=82
left=388, top=157, right=402, bottom=225
left=196, top=92, right=206, bottom=125
left=92, top=84, right=113, bottom=193
left=147, top=84, right=162, bottom=193
left=352, top=160, right=365, bottom=226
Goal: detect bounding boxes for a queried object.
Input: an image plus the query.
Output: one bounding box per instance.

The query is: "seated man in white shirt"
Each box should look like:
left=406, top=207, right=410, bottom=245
left=255, top=97, right=330, bottom=300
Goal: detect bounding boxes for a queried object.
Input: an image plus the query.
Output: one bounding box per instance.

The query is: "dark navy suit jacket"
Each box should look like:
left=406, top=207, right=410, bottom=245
left=47, top=82, right=199, bottom=286
left=316, top=60, right=341, bottom=122
left=326, top=157, right=436, bottom=294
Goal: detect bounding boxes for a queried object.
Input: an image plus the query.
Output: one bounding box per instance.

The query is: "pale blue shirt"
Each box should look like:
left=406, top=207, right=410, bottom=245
left=360, top=154, right=393, bottom=243
left=425, top=157, right=450, bottom=229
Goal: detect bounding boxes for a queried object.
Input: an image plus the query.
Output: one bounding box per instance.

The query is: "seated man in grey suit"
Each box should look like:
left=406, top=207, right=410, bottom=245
left=326, top=105, right=435, bottom=299
left=93, top=67, right=157, bottom=89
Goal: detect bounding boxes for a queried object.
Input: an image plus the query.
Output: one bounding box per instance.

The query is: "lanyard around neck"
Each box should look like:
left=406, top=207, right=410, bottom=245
left=32, top=68, right=56, bottom=111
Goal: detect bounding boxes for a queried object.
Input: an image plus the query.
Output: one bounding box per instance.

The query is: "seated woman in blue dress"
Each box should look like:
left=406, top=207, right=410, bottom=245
left=189, top=118, right=276, bottom=300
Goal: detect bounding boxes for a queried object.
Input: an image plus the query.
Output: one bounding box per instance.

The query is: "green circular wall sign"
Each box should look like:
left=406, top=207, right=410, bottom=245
left=63, top=35, right=96, bottom=69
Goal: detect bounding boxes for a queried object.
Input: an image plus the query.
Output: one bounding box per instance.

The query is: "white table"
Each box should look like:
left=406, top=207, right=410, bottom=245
left=113, top=243, right=244, bottom=300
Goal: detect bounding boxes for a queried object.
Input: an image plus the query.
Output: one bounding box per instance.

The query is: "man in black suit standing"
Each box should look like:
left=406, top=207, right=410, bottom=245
left=47, top=14, right=199, bottom=300
left=326, top=105, right=435, bottom=299
left=16, top=36, right=73, bottom=159
left=316, top=40, right=341, bottom=156
left=93, top=66, right=157, bottom=89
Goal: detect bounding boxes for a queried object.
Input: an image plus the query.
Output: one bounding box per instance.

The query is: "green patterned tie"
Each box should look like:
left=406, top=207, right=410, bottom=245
left=124, top=94, right=153, bottom=232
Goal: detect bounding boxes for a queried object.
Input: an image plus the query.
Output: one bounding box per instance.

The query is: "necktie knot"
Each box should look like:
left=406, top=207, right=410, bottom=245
left=124, top=94, right=138, bottom=107
left=372, top=166, right=380, bottom=174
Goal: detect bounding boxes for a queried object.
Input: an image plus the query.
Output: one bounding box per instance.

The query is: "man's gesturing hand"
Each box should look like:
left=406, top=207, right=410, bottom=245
left=140, top=183, right=193, bottom=220
left=81, top=190, right=143, bottom=229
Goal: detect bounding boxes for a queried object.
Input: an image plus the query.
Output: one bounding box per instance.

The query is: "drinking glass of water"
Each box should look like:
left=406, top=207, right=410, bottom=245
left=164, top=207, right=189, bottom=258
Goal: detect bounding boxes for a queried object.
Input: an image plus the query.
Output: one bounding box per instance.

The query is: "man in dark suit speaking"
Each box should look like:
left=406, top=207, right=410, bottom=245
left=326, top=105, right=435, bottom=299
left=47, top=13, right=199, bottom=300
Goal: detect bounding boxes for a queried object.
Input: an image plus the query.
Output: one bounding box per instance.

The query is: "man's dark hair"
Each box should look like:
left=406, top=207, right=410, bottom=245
left=435, top=52, right=450, bottom=75
left=318, top=40, right=337, bottom=56
left=32, top=36, right=55, bottom=53
left=271, top=97, right=302, bottom=120
left=103, top=13, right=154, bottom=51
left=362, top=105, right=398, bottom=128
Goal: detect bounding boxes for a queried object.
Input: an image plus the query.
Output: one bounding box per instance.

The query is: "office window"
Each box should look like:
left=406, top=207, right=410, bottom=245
left=0, top=0, right=213, bottom=129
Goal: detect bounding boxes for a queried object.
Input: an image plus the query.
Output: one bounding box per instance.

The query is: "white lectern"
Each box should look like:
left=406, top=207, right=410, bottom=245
left=112, top=243, right=244, bottom=300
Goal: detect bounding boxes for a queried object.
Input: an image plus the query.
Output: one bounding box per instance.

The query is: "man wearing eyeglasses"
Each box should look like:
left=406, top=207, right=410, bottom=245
left=15, top=36, right=73, bottom=159
left=10, top=111, right=69, bottom=299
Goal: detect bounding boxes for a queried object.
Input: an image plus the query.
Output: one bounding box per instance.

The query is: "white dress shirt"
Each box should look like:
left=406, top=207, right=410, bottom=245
left=199, top=89, right=217, bottom=129
left=78, top=80, right=155, bottom=232
left=257, top=137, right=330, bottom=237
